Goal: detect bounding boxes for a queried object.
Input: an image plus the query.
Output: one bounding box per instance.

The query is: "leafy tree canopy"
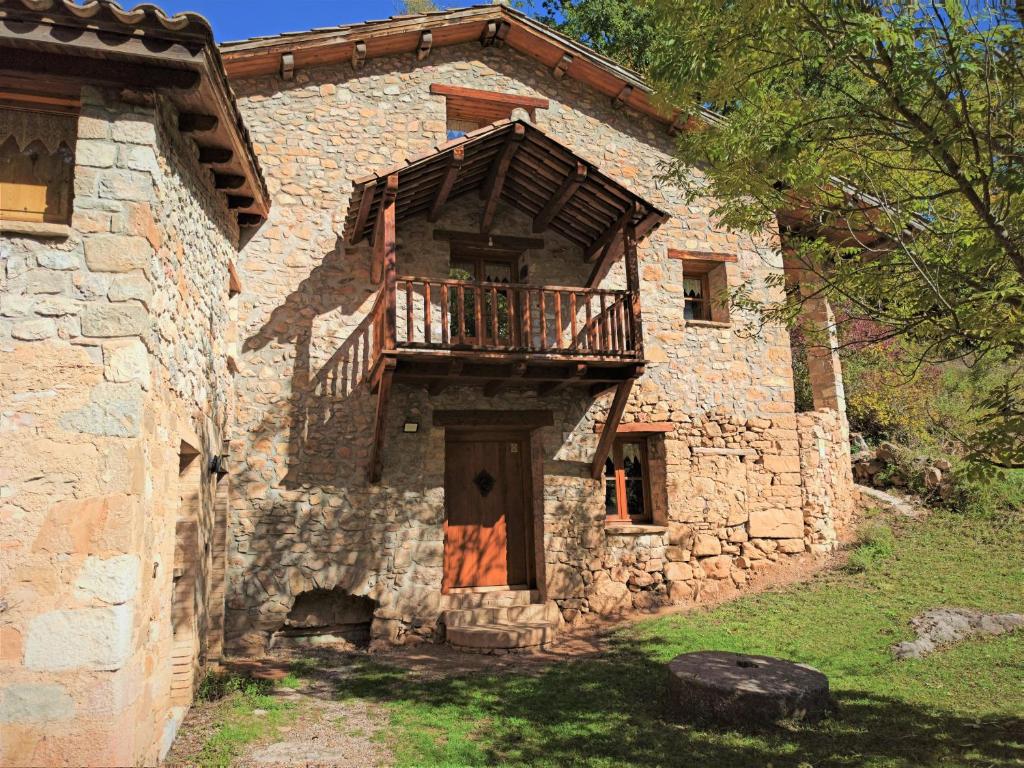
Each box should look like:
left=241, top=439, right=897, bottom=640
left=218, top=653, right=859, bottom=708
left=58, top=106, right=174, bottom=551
left=635, top=0, right=1023, bottom=467
left=534, top=0, right=655, bottom=73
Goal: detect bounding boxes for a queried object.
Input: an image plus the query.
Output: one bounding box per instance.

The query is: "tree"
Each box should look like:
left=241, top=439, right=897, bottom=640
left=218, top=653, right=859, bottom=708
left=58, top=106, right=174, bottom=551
left=640, top=0, right=1024, bottom=467
left=397, top=0, right=442, bottom=13
left=534, top=0, right=655, bottom=73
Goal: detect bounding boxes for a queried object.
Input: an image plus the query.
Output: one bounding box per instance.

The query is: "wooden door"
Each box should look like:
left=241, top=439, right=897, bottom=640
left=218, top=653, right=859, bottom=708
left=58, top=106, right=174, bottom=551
left=443, top=431, right=532, bottom=590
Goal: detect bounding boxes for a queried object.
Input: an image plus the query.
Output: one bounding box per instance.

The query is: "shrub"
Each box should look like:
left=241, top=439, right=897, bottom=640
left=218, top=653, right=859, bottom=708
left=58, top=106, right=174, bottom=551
left=197, top=670, right=273, bottom=702
left=847, top=521, right=896, bottom=572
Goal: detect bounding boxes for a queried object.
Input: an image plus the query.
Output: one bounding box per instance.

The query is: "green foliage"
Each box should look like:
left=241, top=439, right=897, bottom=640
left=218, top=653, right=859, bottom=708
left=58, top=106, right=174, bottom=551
left=644, top=0, right=1024, bottom=467
left=535, top=0, right=656, bottom=73
left=197, top=670, right=273, bottom=702
left=847, top=519, right=896, bottom=572
left=396, top=0, right=442, bottom=13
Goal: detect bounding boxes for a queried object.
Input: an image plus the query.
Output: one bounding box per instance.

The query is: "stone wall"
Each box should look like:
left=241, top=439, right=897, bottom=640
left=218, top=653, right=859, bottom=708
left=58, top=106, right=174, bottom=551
left=224, top=42, right=854, bottom=651
left=0, top=87, right=238, bottom=765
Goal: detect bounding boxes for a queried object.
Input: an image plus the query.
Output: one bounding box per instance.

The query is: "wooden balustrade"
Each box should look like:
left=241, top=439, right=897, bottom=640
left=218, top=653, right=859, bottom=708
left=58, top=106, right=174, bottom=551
left=370, top=276, right=641, bottom=359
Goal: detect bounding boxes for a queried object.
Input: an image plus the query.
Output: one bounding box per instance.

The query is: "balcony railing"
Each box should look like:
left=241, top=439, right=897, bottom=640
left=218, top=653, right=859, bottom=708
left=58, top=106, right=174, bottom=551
left=370, top=276, right=642, bottom=361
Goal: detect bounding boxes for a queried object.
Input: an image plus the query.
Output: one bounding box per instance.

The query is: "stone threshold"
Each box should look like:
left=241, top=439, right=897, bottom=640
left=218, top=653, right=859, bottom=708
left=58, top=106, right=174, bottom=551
left=604, top=524, right=668, bottom=536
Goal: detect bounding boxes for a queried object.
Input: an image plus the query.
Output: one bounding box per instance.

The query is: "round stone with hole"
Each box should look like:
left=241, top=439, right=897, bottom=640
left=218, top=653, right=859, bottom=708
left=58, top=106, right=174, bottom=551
left=667, top=651, right=830, bottom=725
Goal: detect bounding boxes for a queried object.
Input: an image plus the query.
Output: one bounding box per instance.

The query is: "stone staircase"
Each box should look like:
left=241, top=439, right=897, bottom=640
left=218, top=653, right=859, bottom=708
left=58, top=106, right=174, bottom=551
left=441, top=589, right=562, bottom=652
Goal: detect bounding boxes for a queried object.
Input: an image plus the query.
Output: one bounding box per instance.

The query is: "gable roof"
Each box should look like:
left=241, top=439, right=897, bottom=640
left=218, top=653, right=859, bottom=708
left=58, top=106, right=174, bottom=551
left=342, top=119, right=667, bottom=263
left=219, top=4, right=717, bottom=134
left=0, top=0, right=269, bottom=224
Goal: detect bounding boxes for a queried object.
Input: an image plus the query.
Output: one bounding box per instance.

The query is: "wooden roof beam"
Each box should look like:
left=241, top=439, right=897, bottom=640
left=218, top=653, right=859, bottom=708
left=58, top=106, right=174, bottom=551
left=350, top=182, right=376, bottom=245
left=371, top=174, right=399, bottom=283
left=214, top=173, right=246, bottom=190
left=533, top=161, right=587, bottom=233
left=552, top=53, right=572, bottom=80
left=352, top=40, right=367, bottom=70
left=197, top=146, right=233, bottom=164
left=428, top=145, right=464, bottom=222
left=179, top=113, right=219, bottom=133
left=417, top=29, right=433, bottom=60
left=613, top=84, right=633, bottom=110
left=480, top=123, right=525, bottom=233
left=280, top=52, right=294, bottom=80
left=480, top=19, right=510, bottom=47
left=585, top=202, right=638, bottom=263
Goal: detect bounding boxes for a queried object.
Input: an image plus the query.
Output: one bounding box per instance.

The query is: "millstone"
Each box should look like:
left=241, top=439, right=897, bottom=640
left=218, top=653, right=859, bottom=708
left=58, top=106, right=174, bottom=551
left=667, top=651, right=830, bottom=725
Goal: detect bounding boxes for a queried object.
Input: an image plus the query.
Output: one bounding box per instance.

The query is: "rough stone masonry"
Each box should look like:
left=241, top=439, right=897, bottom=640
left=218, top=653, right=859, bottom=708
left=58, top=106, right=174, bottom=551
left=221, top=40, right=857, bottom=652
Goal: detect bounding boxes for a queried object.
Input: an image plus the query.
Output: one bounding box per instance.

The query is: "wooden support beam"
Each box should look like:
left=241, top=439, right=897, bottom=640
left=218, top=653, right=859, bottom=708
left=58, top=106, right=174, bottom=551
left=214, top=173, right=246, bottom=190
left=624, top=223, right=645, bottom=359
left=280, top=52, right=294, bottom=80
left=227, top=195, right=254, bottom=209
left=429, top=358, right=463, bottom=395
left=0, top=49, right=199, bottom=91
left=613, top=84, right=633, bottom=110
left=668, top=111, right=688, bottom=136
left=585, top=203, right=637, bottom=263
left=366, top=359, right=396, bottom=483
left=417, top=29, right=433, bottom=60
left=197, top=146, right=233, bottom=164
left=552, top=53, right=573, bottom=79
left=428, top=145, right=464, bottom=222
left=237, top=213, right=263, bottom=227
left=537, top=364, right=586, bottom=396
left=484, top=362, right=527, bottom=396
left=533, top=161, right=586, bottom=233
left=591, top=378, right=635, bottom=479
left=371, top=174, right=399, bottom=286
left=480, top=19, right=509, bottom=47
left=480, top=123, right=525, bottom=233
left=179, top=113, right=219, bottom=133
left=352, top=40, right=367, bottom=70
left=349, top=183, right=375, bottom=245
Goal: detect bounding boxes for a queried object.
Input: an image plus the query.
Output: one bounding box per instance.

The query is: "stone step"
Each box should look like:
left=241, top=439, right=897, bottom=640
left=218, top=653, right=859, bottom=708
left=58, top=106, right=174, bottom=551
left=446, top=621, right=559, bottom=651
left=441, top=588, right=539, bottom=610
left=443, top=601, right=561, bottom=628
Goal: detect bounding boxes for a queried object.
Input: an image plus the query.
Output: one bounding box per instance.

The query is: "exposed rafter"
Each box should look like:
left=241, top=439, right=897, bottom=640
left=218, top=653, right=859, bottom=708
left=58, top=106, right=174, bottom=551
left=552, top=53, right=572, bottom=79
left=585, top=203, right=637, bottom=263
left=417, top=29, right=433, bottom=60
left=480, top=123, right=525, bottom=232
left=533, top=161, right=587, bottom=233
left=428, top=145, right=465, bottom=222
left=280, top=52, right=294, bottom=80
left=352, top=40, right=366, bottom=70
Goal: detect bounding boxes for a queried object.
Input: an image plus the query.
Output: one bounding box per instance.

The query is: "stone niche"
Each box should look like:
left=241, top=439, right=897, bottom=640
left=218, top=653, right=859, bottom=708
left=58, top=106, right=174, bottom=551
left=275, top=587, right=377, bottom=648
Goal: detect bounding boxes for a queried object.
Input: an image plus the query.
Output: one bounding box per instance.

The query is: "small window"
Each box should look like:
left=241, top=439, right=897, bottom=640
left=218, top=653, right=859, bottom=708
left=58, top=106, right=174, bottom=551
left=430, top=84, right=549, bottom=140
left=0, top=100, right=77, bottom=225
left=604, top=437, right=652, bottom=524
left=669, top=249, right=736, bottom=324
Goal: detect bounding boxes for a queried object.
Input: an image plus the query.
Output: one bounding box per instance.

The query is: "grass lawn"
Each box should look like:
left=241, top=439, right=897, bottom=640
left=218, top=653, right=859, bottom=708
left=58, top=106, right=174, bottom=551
left=189, top=507, right=1023, bottom=767
left=335, top=509, right=1023, bottom=768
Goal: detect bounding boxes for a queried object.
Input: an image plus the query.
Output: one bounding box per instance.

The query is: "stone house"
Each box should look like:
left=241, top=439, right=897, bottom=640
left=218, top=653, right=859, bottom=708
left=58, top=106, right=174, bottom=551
left=0, top=1, right=855, bottom=765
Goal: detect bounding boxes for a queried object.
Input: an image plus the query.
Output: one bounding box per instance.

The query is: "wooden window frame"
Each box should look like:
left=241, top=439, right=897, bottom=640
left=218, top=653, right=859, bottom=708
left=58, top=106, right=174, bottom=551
left=430, top=83, right=549, bottom=137
left=604, top=436, right=653, bottom=525
left=669, top=249, right=736, bottom=325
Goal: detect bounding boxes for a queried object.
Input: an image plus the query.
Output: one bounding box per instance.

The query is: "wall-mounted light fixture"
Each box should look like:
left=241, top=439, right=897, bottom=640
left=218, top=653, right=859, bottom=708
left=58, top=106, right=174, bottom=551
left=403, top=421, right=419, bottom=433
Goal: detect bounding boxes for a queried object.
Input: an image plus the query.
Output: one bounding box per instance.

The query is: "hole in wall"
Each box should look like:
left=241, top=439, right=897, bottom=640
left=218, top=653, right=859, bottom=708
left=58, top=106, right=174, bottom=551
left=272, top=587, right=377, bottom=650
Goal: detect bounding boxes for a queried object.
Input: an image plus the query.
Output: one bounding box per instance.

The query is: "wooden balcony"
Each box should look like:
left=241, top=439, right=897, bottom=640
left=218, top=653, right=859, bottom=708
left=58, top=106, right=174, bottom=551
left=368, top=276, right=644, bottom=395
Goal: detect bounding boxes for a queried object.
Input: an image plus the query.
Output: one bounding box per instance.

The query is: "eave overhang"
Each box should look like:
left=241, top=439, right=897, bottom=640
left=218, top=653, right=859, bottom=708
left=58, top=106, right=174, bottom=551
left=0, top=0, right=270, bottom=226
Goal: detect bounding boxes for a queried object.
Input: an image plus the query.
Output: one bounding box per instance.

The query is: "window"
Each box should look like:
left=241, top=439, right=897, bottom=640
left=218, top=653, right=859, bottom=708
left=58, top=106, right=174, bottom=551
left=669, top=249, right=737, bottom=324
left=0, top=99, right=77, bottom=225
left=430, top=84, right=549, bottom=139
left=448, top=244, right=519, bottom=345
left=604, top=438, right=652, bottom=524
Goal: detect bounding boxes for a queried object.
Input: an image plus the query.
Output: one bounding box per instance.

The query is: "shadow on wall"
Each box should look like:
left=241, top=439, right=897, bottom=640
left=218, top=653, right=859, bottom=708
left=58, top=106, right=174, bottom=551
left=243, top=235, right=380, bottom=489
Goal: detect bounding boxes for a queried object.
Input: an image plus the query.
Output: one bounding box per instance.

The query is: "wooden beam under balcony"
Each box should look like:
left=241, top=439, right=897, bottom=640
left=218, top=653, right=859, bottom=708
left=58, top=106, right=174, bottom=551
left=366, top=358, right=395, bottom=483
left=371, top=174, right=399, bottom=285
left=591, top=378, right=636, bottom=479
left=534, top=162, right=587, bottom=233
left=480, top=122, right=525, bottom=232
left=585, top=203, right=637, bottom=263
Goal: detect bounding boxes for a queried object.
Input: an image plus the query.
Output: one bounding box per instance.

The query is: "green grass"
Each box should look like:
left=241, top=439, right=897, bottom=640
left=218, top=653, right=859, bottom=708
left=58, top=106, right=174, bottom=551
left=192, top=671, right=299, bottom=767
left=323, top=510, right=1023, bottom=767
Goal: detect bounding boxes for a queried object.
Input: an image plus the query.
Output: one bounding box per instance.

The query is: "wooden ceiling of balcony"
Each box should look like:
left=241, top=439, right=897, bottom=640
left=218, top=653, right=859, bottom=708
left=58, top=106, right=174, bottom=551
left=342, top=119, right=667, bottom=263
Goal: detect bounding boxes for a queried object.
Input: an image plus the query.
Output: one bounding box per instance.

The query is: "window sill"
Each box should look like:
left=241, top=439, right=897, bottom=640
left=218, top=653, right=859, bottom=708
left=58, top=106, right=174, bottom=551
left=686, top=319, right=731, bottom=329
left=0, top=220, right=71, bottom=239
left=604, top=523, right=668, bottom=536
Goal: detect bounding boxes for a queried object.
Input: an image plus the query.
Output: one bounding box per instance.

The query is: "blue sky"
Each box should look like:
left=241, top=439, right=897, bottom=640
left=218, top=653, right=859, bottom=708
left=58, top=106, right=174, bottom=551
left=150, top=1, right=545, bottom=43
